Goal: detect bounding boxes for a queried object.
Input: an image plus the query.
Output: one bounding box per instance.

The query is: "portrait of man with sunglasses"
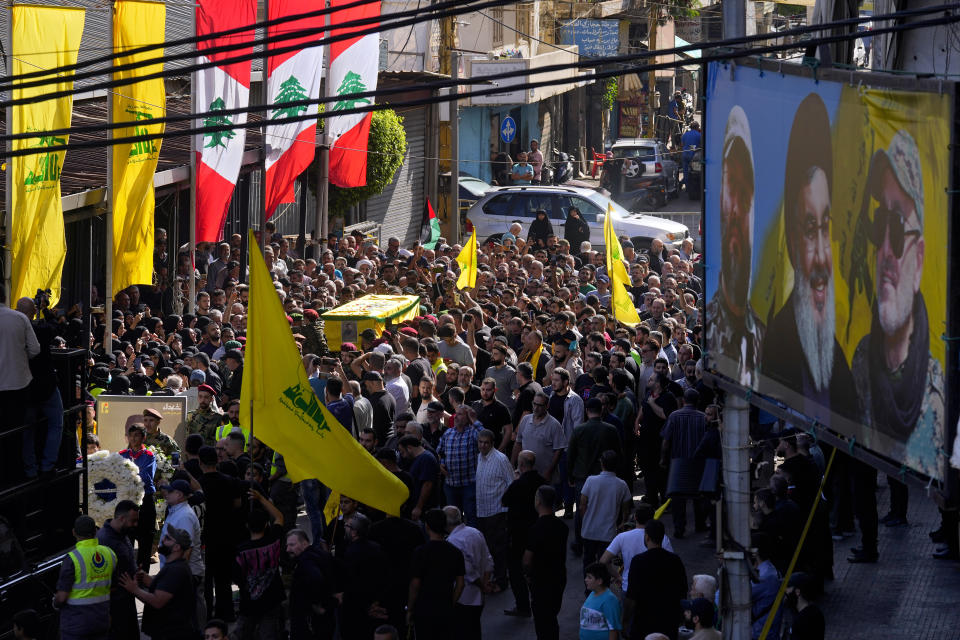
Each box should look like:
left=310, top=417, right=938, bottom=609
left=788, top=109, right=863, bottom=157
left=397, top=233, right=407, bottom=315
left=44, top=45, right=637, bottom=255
left=706, top=105, right=765, bottom=388
left=851, top=129, right=945, bottom=479
left=761, top=94, right=857, bottom=419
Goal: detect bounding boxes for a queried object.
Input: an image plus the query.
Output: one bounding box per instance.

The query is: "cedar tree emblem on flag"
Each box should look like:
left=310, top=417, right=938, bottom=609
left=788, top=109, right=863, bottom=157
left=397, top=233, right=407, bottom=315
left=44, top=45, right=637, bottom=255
left=271, top=76, right=309, bottom=120
left=203, top=97, right=236, bottom=149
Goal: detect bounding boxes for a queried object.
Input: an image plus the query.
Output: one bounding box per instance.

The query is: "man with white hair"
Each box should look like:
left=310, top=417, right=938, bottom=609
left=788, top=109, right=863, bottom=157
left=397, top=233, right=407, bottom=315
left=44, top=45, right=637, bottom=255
left=761, top=93, right=855, bottom=418
left=706, top=105, right=764, bottom=387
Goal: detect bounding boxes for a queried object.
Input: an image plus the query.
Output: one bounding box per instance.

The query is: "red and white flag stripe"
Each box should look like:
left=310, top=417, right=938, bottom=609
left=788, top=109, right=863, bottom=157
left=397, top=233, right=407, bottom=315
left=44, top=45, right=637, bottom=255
left=264, top=0, right=325, bottom=218
left=194, top=0, right=256, bottom=243
left=327, top=0, right=380, bottom=188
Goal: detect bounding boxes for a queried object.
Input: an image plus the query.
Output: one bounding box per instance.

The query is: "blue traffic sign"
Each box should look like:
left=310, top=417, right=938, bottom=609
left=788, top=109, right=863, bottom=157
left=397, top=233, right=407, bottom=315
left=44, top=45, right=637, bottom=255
left=500, top=116, right=517, bottom=144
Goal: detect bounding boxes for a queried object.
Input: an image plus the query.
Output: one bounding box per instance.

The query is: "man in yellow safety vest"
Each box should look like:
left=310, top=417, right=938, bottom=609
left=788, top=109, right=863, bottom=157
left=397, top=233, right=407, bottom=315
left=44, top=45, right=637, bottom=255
left=54, top=515, right=118, bottom=640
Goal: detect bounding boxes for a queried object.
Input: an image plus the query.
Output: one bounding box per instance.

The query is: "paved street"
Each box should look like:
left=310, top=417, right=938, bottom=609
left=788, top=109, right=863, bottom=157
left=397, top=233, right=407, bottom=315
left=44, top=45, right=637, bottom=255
left=481, top=476, right=960, bottom=639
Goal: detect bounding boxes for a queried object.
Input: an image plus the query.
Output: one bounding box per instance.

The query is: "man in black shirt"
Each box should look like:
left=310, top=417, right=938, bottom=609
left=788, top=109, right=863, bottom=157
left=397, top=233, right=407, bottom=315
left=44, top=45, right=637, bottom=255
left=341, top=513, right=391, bottom=640
left=512, top=362, right=542, bottom=431
left=234, top=490, right=286, bottom=638
left=623, top=519, right=687, bottom=640
left=407, top=509, right=465, bottom=640
left=472, top=377, right=513, bottom=449
left=287, top=529, right=345, bottom=640
left=784, top=572, right=826, bottom=640
left=363, top=371, right=397, bottom=444
left=501, top=450, right=547, bottom=617
left=120, top=526, right=198, bottom=639
left=369, top=510, right=426, bottom=632
left=402, top=337, right=433, bottom=400
left=523, top=485, right=568, bottom=639
left=197, top=445, right=242, bottom=621
left=97, top=500, right=141, bottom=640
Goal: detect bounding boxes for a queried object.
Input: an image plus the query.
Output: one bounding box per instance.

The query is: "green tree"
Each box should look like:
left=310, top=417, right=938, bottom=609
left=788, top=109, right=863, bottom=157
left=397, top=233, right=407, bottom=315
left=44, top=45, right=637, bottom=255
left=271, top=76, right=309, bottom=120
left=309, top=108, right=407, bottom=218
left=203, top=97, right=236, bottom=149
left=332, top=71, right=372, bottom=111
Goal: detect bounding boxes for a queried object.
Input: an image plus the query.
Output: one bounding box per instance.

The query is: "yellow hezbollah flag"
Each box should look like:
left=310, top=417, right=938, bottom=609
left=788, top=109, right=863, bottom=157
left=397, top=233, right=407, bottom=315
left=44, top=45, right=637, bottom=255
left=456, top=228, right=478, bottom=289
left=111, top=0, right=165, bottom=295
left=604, top=204, right=641, bottom=326
left=324, top=490, right=342, bottom=525
left=240, top=234, right=409, bottom=517
left=10, top=6, right=85, bottom=307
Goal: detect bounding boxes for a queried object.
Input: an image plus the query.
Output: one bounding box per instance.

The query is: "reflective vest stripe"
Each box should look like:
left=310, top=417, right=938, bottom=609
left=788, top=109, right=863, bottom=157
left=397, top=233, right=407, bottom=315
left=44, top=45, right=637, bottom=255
left=66, top=594, right=110, bottom=605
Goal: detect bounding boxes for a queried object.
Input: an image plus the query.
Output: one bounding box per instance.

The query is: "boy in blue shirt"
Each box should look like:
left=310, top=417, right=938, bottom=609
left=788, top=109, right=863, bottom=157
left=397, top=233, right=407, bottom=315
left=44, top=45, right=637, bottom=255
left=580, top=562, right=622, bottom=640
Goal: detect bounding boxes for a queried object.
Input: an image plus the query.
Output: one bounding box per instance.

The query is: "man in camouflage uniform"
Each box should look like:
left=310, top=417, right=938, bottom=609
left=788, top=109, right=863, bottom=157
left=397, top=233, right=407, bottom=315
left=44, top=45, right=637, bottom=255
left=143, top=408, right=179, bottom=457
left=187, top=384, right=224, bottom=446
left=300, top=309, right=328, bottom=357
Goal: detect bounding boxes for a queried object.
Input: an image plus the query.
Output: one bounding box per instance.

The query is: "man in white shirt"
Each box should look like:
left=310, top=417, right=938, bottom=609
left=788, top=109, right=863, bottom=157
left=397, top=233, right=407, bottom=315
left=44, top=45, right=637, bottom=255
left=599, top=503, right=674, bottom=593
left=475, top=429, right=515, bottom=590
left=529, top=140, right=544, bottom=184
left=0, top=285, right=40, bottom=474
left=158, top=479, right=205, bottom=623
left=444, top=505, right=493, bottom=639
left=384, top=358, right=410, bottom=415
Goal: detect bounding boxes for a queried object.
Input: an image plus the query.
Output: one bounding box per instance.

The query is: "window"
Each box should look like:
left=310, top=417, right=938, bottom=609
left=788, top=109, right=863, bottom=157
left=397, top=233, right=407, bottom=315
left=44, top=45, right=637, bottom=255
left=612, top=146, right=657, bottom=162
left=482, top=193, right=536, bottom=218
left=569, top=196, right=604, bottom=223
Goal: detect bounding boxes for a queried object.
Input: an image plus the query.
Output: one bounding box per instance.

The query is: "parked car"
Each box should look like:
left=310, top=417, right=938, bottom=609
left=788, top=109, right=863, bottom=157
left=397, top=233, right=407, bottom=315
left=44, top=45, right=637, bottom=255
left=600, top=138, right=680, bottom=208
left=465, top=184, right=689, bottom=250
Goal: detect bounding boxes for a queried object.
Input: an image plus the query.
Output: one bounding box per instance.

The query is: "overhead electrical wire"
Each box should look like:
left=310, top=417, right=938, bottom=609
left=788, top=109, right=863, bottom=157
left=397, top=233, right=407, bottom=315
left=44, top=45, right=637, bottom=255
left=0, top=0, right=520, bottom=100
left=1, top=6, right=957, bottom=158
left=0, top=0, right=952, bottom=101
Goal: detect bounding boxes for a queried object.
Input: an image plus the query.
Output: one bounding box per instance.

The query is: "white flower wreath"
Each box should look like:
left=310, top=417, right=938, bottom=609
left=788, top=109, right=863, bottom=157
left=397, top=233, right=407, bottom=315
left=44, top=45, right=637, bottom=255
left=85, top=450, right=145, bottom=527
left=148, top=446, right=175, bottom=523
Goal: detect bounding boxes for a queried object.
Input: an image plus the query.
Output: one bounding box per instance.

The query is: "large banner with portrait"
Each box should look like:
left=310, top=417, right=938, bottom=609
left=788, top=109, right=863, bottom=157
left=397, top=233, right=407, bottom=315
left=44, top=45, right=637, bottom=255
left=703, top=61, right=952, bottom=481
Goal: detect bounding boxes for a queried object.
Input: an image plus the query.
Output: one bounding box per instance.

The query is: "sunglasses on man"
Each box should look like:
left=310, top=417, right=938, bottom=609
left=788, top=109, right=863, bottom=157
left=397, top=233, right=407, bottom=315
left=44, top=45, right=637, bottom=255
left=871, top=204, right=921, bottom=259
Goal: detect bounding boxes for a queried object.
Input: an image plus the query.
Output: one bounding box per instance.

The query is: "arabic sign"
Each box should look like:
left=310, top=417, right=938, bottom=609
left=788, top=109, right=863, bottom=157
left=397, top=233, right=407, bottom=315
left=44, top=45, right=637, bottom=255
left=703, top=61, right=952, bottom=481
left=557, top=19, right=620, bottom=58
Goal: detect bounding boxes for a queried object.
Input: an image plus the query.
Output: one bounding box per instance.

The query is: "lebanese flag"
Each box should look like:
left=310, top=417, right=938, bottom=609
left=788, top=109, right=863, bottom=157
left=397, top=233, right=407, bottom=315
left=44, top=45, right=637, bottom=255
left=327, top=0, right=380, bottom=188
left=194, top=0, right=256, bottom=242
left=264, top=0, right=325, bottom=218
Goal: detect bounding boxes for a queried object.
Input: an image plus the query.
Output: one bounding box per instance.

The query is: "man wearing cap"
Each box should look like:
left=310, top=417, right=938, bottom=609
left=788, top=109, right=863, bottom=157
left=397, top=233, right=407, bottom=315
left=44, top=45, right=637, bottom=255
left=221, top=348, right=244, bottom=403
left=187, top=384, right=224, bottom=446
left=54, top=515, right=118, bottom=640
left=119, top=526, right=199, bottom=639
left=158, top=478, right=205, bottom=622
left=301, top=308, right=328, bottom=357
left=851, top=129, right=945, bottom=481
left=119, top=423, right=158, bottom=571
left=143, top=408, right=180, bottom=458
left=761, top=94, right=856, bottom=420
left=706, top=105, right=764, bottom=388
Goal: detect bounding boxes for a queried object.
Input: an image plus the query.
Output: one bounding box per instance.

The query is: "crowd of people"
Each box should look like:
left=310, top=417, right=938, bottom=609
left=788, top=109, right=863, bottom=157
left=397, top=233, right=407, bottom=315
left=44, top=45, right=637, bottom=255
left=1, top=213, right=946, bottom=640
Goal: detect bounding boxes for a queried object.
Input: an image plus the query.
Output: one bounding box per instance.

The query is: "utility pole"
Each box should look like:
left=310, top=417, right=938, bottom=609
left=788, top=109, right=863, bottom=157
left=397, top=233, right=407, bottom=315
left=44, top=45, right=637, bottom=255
left=647, top=6, right=658, bottom=139
left=3, top=7, right=12, bottom=305
left=719, top=0, right=750, bottom=636
left=722, top=393, right=751, bottom=640
left=449, top=50, right=460, bottom=243
left=104, top=11, right=114, bottom=355
left=314, top=0, right=330, bottom=245
left=260, top=0, right=270, bottom=263
left=188, top=5, right=197, bottom=314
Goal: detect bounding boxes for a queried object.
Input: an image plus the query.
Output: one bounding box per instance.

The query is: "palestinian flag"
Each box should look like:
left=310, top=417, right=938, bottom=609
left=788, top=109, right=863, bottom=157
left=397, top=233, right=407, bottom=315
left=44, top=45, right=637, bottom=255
left=419, top=199, right=440, bottom=249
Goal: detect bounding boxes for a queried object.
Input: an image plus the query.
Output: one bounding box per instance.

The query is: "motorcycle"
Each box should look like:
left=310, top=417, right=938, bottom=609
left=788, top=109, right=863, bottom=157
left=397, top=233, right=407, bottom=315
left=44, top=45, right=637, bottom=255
left=552, top=150, right=574, bottom=185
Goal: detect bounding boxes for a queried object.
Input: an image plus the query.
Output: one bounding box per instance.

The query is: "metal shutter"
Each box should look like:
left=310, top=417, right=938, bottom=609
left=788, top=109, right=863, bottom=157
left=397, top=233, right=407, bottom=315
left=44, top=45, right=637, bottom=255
left=363, top=107, right=426, bottom=245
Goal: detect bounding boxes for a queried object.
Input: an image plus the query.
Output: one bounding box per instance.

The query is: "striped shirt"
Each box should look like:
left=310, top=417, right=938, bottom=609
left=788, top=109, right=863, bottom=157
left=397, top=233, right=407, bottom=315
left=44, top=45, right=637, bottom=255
left=660, top=405, right=707, bottom=459
left=475, top=448, right=515, bottom=517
